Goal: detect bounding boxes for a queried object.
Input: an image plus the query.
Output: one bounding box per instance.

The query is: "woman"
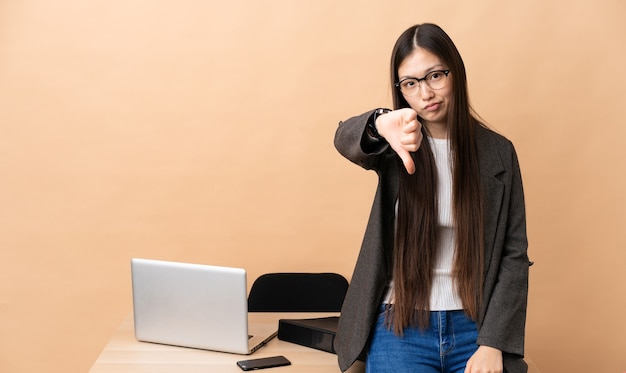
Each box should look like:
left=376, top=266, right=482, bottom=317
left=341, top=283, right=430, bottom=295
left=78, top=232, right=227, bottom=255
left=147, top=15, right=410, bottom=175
left=334, top=23, right=529, bottom=373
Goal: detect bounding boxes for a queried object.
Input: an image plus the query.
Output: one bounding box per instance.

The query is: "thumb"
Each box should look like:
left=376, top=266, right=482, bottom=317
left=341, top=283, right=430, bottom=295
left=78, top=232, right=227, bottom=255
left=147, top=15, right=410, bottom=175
left=397, top=149, right=415, bottom=175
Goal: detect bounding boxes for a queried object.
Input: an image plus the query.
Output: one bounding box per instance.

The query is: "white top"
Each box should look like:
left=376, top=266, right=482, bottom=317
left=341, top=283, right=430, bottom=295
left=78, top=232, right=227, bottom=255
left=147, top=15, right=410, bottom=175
left=383, top=137, right=463, bottom=310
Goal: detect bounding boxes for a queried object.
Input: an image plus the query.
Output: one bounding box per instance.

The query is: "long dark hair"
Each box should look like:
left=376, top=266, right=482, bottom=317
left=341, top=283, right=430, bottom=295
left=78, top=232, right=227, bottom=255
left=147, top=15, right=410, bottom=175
left=388, top=23, right=484, bottom=334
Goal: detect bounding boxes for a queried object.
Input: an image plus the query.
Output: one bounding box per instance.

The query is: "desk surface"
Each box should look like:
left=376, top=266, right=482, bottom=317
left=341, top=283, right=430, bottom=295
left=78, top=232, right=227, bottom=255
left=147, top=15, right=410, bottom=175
left=89, top=312, right=349, bottom=373
left=90, top=313, right=540, bottom=373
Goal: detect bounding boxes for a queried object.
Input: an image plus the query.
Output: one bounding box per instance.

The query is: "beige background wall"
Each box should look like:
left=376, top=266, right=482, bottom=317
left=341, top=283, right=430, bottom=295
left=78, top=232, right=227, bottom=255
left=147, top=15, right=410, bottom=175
left=1, top=1, right=625, bottom=372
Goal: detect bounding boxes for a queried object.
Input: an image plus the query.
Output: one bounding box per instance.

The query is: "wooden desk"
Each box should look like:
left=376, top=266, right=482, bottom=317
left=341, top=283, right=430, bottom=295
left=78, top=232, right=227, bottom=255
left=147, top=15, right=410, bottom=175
left=90, top=313, right=539, bottom=373
left=89, top=313, right=351, bottom=373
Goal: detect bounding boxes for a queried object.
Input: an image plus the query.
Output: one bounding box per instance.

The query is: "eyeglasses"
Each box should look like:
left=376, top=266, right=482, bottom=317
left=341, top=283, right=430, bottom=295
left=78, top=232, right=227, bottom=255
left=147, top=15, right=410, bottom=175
left=395, top=70, right=450, bottom=96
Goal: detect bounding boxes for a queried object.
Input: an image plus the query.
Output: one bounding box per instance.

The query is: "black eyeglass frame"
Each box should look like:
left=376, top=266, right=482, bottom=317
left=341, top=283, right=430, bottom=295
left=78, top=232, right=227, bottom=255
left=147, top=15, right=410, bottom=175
left=394, top=69, right=451, bottom=93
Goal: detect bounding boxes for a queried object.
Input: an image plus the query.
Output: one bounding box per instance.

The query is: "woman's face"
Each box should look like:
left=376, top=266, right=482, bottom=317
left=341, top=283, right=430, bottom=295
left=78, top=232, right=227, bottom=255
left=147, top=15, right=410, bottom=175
left=397, top=47, right=453, bottom=134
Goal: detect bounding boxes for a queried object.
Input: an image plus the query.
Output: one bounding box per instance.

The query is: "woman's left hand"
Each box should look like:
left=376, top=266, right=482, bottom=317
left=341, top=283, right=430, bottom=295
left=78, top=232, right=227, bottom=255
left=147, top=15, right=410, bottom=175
left=464, top=345, right=503, bottom=373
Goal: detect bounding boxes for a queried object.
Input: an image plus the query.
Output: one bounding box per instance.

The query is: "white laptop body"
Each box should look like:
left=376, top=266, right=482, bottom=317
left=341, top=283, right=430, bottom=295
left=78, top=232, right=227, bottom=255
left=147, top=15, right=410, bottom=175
left=131, top=258, right=277, bottom=354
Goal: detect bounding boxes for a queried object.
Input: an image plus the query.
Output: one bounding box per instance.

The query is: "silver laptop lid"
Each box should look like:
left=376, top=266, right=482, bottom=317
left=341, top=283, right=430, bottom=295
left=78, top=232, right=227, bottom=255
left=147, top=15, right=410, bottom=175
left=131, top=258, right=252, bottom=354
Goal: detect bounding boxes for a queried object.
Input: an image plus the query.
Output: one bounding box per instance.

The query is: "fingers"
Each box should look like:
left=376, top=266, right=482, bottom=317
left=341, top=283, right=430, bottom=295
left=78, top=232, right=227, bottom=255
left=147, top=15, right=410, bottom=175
left=402, top=118, right=419, bottom=133
left=401, top=107, right=418, bottom=123
left=401, top=121, right=422, bottom=151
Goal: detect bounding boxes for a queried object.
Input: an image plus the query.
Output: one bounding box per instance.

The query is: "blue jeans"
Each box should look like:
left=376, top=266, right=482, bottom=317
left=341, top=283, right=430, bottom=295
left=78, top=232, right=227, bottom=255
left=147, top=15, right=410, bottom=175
left=366, top=305, right=479, bottom=373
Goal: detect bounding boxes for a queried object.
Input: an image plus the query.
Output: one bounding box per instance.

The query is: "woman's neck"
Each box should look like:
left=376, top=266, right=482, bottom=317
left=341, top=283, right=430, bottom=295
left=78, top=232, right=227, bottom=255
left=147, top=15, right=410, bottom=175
left=424, top=122, right=448, bottom=139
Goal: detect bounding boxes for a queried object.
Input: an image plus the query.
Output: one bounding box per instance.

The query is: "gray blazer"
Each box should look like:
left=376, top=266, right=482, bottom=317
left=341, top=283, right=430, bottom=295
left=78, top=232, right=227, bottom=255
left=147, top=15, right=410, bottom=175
left=333, top=110, right=529, bottom=373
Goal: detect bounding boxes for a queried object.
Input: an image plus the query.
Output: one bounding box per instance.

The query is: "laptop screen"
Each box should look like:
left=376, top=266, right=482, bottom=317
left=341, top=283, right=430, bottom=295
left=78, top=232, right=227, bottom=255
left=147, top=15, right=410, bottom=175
left=131, top=258, right=253, bottom=353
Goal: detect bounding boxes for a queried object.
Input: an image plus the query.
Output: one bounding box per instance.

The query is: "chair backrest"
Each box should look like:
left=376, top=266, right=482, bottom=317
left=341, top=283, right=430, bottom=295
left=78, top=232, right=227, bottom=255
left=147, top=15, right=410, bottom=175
left=247, top=272, right=349, bottom=312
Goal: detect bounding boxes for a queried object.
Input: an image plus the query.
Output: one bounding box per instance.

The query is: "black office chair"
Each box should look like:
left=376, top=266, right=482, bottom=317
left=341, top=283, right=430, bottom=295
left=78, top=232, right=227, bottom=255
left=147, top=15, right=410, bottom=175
left=247, top=272, right=349, bottom=312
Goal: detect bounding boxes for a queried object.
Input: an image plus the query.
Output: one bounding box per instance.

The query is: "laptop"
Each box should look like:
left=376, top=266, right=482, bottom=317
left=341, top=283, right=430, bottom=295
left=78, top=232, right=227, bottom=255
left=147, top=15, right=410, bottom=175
left=131, top=258, right=278, bottom=354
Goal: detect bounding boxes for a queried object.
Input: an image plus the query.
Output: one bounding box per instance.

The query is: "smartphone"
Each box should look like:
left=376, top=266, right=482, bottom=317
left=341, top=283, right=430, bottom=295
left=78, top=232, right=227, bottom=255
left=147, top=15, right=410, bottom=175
left=236, top=355, right=291, bottom=371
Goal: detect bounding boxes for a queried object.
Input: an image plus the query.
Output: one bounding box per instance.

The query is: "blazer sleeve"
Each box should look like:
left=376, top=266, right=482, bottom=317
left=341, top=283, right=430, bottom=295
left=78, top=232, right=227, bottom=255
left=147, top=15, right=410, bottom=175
left=334, top=110, right=390, bottom=170
left=477, top=140, right=529, bottom=359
